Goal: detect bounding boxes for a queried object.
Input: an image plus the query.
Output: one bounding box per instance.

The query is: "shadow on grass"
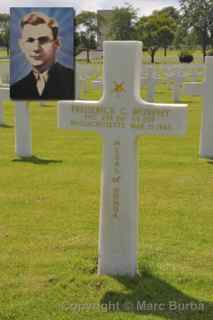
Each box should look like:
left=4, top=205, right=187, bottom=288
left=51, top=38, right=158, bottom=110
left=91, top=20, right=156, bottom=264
left=0, top=124, right=13, bottom=128
left=180, top=99, right=197, bottom=104
left=199, top=158, right=213, bottom=164
left=12, top=155, right=62, bottom=165
left=100, top=268, right=212, bottom=319
left=39, top=102, right=56, bottom=107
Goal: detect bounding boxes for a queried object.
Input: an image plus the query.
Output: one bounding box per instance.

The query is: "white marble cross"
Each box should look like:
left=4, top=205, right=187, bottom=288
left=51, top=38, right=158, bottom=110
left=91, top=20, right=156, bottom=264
left=141, top=69, right=160, bottom=102
left=183, top=57, right=213, bottom=158
left=183, top=82, right=203, bottom=96
left=0, top=87, right=9, bottom=125
left=200, top=57, right=213, bottom=158
left=0, top=86, right=32, bottom=157
left=92, top=79, right=103, bottom=90
left=180, top=65, right=205, bottom=97
left=15, top=102, right=32, bottom=157
left=58, top=41, right=187, bottom=276
left=93, top=72, right=160, bottom=102
left=169, top=68, right=185, bottom=102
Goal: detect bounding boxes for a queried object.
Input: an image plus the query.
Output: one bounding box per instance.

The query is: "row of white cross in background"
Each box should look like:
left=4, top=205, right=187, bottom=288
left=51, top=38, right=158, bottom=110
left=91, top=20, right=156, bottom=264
left=0, top=62, right=205, bottom=103
left=78, top=63, right=205, bottom=102
left=0, top=64, right=210, bottom=156
left=0, top=41, right=212, bottom=277
left=0, top=62, right=208, bottom=156
left=74, top=62, right=204, bottom=80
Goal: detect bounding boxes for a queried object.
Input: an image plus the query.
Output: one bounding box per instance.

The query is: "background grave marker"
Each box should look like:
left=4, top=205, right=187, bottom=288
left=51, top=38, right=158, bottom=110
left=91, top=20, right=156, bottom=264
left=169, top=68, right=185, bottom=102
left=0, top=87, right=32, bottom=157
left=182, top=57, right=213, bottom=158
left=15, top=102, right=32, bottom=158
left=200, top=57, right=213, bottom=158
left=0, top=87, right=9, bottom=126
left=183, top=82, right=203, bottom=96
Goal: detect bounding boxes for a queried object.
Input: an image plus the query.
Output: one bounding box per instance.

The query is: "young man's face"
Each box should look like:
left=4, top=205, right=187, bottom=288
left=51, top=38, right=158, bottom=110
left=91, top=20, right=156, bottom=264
left=20, top=23, right=59, bottom=72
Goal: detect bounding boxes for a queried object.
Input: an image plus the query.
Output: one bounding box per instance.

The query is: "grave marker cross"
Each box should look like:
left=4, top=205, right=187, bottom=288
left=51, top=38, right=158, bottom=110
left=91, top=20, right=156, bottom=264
left=183, top=57, right=213, bottom=158
left=200, top=57, right=213, bottom=158
left=0, top=87, right=32, bottom=157
left=0, top=87, right=9, bottom=125
left=58, top=41, right=187, bottom=276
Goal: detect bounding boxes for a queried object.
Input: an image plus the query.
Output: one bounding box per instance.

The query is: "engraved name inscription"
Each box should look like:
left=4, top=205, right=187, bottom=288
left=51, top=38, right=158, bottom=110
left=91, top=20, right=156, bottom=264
left=69, top=105, right=173, bottom=131
left=112, top=140, right=121, bottom=218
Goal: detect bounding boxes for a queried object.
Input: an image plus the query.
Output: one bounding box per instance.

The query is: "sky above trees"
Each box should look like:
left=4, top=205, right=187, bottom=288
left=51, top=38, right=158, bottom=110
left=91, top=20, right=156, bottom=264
left=0, top=0, right=179, bottom=16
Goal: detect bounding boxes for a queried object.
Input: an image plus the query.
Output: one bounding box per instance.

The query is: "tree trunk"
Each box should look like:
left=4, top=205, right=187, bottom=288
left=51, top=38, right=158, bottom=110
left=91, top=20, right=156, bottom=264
left=202, top=27, right=208, bottom=63
left=86, top=49, right=90, bottom=63
left=164, top=47, right=167, bottom=57
left=202, top=44, right=207, bottom=63
left=151, top=50, right=155, bottom=64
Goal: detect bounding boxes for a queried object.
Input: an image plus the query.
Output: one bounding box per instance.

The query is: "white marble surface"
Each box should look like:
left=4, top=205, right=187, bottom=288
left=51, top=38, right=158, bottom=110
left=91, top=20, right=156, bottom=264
left=200, top=57, right=213, bottom=158
left=170, top=70, right=185, bottom=102
left=0, top=87, right=9, bottom=125
left=183, top=57, right=213, bottom=158
left=0, top=87, right=32, bottom=157
left=183, top=82, right=203, bottom=96
left=15, top=102, right=32, bottom=158
left=58, top=41, right=187, bottom=276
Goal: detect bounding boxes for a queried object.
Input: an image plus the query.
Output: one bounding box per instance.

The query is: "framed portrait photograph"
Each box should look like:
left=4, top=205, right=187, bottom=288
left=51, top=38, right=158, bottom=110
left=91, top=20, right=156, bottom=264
left=10, top=7, right=75, bottom=100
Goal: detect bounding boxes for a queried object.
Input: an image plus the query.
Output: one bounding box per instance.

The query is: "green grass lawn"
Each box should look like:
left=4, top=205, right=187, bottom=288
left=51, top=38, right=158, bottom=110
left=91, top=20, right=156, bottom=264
left=0, top=46, right=204, bottom=64
left=142, top=48, right=204, bottom=64
left=0, top=81, right=212, bottom=319
left=76, top=48, right=204, bottom=64
left=0, top=48, right=8, bottom=58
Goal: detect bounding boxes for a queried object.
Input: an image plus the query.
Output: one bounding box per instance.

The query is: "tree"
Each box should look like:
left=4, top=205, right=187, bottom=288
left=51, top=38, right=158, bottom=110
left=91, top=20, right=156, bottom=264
left=174, top=24, right=198, bottom=49
left=76, top=11, right=98, bottom=63
left=108, top=4, right=138, bottom=40
left=136, top=15, right=160, bottom=63
left=136, top=9, right=176, bottom=62
left=0, top=13, right=9, bottom=24
left=158, top=26, right=175, bottom=56
left=158, top=6, right=180, bottom=22
left=78, top=31, right=96, bottom=61
left=153, top=8, right=177, bottom=56
left=0, top=14, right=9, bottom=55
left=74, top=31, right=81, bottom=56
left=1, top=22, right=9, bottom=55
left=179, top=0, right=213, bottom=60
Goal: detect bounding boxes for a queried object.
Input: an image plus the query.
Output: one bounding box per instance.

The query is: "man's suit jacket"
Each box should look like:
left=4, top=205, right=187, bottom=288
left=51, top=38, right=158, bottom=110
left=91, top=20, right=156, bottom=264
left=10, top=62, right=75, bottom=100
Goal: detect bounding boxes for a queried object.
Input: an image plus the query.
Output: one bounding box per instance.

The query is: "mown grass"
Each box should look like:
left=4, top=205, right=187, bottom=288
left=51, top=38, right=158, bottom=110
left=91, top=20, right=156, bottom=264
left=142, top=48, right=204, bottom=64
left=0, top=48, right=8, bottom=58
left=77, top=48, right=204, bottom=64
left=0, top=75, right=212, bottom=319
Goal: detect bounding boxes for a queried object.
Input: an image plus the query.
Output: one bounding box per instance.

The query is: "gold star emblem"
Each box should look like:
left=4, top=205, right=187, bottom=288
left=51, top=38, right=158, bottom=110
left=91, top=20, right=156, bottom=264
left=113, top=81, right=126, bottom=94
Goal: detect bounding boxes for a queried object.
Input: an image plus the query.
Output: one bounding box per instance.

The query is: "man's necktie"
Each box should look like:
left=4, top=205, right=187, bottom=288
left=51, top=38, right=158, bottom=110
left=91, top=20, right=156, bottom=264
left=33, top=71, right=48, bottom=96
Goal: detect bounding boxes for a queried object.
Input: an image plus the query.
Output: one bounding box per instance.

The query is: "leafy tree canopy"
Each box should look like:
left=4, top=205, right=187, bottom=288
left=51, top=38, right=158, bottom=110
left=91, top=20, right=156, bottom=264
left=179, top=0, right=213, bottom=58
left=75, top=11, right=98, bottom=62
left=108, top=4, right=138, bottom=40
